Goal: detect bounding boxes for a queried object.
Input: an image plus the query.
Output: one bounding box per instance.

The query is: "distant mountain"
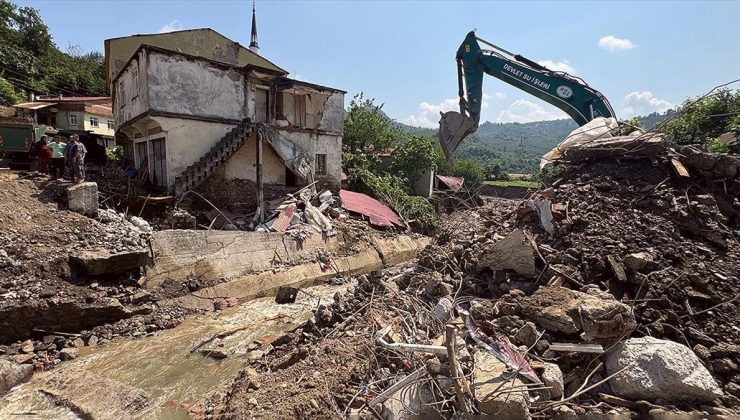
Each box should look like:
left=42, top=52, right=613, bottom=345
left=396, top=110, right=675, bottom=173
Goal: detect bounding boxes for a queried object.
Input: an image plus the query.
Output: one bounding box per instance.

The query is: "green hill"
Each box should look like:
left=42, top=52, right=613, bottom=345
left=397, top=111, right=675, bottom=173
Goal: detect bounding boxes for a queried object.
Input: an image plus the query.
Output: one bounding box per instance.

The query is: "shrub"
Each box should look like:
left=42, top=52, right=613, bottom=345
left=707, top=138, right=730, bottom=154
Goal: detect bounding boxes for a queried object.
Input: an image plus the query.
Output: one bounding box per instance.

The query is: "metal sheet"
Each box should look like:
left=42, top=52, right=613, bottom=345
left=339, top=190, right=402, bottom=227
left=13, top=102, right=57, bottom=110
left=435, top=175, right=465, bottom=192
left=272, top=203, right=297, bottom=232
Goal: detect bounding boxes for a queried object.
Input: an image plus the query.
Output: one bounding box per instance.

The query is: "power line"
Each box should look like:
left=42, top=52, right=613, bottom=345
left=0, top=64, right=103, bottom=97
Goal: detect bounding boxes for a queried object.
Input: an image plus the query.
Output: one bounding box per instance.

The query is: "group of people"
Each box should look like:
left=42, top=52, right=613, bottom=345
left=34, top=134, right=87, bottom=183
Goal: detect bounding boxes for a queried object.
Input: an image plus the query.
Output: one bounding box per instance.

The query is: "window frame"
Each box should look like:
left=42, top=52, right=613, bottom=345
left=69, top=113, right=77, bottom=126
left=107, top=120, right=115, bottom=130
left=315, top=153, right=327, bottom=176
left=89, top=116, right=99, bottom=127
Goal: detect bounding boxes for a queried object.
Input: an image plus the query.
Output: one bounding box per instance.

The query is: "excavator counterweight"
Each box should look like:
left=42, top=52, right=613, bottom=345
left=439, top=31, right=616, bottom=161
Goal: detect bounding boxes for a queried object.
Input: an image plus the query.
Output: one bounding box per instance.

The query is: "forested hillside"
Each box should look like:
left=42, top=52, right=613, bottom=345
left=399, top=111, right=675, bottom=173
left=0, top=0, right=108, bottom=106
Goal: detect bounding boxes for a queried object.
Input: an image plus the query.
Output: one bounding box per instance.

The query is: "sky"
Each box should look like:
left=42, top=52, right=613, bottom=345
left=17, top=0, right=740, bottom=128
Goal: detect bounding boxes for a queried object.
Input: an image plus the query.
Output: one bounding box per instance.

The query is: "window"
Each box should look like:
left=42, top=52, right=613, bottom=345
left=118, top=80, right=126, bottom=107
left=107, top=120, right=115, bottom=130
left=151, top=138, right=167, bottom=187
left=132, top=69, right=139, bottom=100
left=89, top=117, right=99, bottom=127
left=69, top=113, right=77, bottom=126
left=255, top=87, right=269, bottom=123
left=315, top=153, right=327, bottom=175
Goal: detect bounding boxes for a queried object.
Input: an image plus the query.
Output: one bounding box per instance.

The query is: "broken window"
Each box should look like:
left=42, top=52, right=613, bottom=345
left=118, top=80, right=126, bottom=108
left=255, top=87, right=269, bottom=123
left=151, top=138, right=167, bottom=187
left=315, top=153, right=327, bottom=175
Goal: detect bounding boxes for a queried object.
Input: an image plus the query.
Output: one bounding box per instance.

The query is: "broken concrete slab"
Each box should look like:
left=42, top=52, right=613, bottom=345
left=473, top=350, right=530, bottom=419
left=66, top=182, right=98, bottom=216
left=561, top=133, right=667, bottom=163
left=480, top=229, right=537, bottom=278
left=520, top=286, right=636, bottom=341
left=606, top=337, right=723, bottom=403
left=0, top=360, right=33, bottom=396
left=69, top=248, right=150, bottom=276
left=540, top=362, right=564, bottom=400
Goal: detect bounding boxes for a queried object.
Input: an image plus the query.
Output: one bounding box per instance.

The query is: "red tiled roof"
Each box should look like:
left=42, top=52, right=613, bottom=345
left=339, top=190, right=402, bottom=228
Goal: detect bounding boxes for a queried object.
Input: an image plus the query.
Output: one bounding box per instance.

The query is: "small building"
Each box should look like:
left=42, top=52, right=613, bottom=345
left=13, top=95, right=115, bottom=145
left=106, top=24, right=345, bottom=207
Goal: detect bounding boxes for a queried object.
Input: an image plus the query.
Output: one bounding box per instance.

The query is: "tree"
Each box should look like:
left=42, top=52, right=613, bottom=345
left=660, top=88, right=740, bottom=144
left=449, top=159, right=486, bottom=191
left=0, top=76, right=23, bottom=106
left=619, top=117, right=644, bottom=135
left=343, top=93, right=400, bottom=155
left=391, top=135, right=439, bottom=185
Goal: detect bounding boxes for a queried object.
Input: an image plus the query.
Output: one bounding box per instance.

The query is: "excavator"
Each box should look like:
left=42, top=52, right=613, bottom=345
left=438, top=31, right=616, bottom=161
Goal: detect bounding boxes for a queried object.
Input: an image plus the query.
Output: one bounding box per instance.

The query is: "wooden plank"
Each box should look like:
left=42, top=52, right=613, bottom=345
left=549, top=342, right=604, bottom=354
left=671, top=158, right=690, bottom=178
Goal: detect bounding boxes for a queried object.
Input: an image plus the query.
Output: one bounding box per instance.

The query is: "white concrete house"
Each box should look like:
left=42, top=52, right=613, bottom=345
left=108, top=29, right=344, bottom=204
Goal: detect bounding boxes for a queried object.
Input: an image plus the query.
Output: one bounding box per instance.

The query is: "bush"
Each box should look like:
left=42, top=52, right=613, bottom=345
left=449, top=159, right=486, bottom=191
left=348, top=167, right=437, bottom=231
left=391, top=135, right=439, bottom=185
left=0, top=77, right=24, bottom=106
left=105, top=146, right=124, bottom=161
left=660, top=88, right=740, bottom=144
left=619, top=117, right=644, bottom=135
left=707, top=138, right=730, bottom=154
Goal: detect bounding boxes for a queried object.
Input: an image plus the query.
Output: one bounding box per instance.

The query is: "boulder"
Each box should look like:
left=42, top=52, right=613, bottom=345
left=520, top=287, right=636, bottom=341
left=480, top=229, right=537, bottom=278
left=0, top=360, right=33, bottom=395
left=606, top=337, right=723, bottom=403
left=473, top=351, right=530, bottom=419
left=67, top=182, right=98, bottom=216
left=624, top=252, right=655, bottom=271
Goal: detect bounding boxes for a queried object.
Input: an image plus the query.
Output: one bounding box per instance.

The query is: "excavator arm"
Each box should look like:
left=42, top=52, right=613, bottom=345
left=439, top=31, right=616, bottom=161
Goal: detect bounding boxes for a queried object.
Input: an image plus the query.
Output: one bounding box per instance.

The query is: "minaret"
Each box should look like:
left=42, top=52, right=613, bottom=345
left=249, top=1, right=259, bottom=53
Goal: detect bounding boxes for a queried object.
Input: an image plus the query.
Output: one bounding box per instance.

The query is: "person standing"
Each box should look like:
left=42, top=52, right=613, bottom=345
left=69, top=135, right=87, bottom=183
left=35, top=135, right=52, bottom=174
left=48, top=136, right=67, bottom=179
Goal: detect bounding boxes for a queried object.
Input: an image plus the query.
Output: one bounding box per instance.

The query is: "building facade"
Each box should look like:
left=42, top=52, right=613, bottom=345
left=109, top=32, right=344, bottom=201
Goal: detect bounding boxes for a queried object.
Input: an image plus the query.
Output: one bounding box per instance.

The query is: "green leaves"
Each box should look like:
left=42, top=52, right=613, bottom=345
left=659, top=88, right=740, bottom=144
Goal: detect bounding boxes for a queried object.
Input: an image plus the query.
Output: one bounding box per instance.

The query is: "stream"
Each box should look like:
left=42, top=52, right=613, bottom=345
left=0, top=282, right=352, bottom=419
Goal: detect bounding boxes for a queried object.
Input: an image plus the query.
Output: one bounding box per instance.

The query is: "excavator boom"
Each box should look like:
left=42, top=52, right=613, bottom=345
left=439, top=31, right=616, bottom=161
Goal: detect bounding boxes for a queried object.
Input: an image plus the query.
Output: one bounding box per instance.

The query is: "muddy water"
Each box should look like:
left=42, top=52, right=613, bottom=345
left=0, top=282, right=352, bottom=419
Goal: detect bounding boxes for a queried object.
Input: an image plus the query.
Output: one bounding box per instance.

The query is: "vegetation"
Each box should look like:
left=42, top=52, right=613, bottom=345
left=484, top=179, right=541, bottom=189
left=343, top=94, right=438, bottom=230
left=0, top=0, right=108, bottom=106
left=619, top=117, right=644, bottom=135
left=659, top=88, right=740, bottom=144
left=707, top=138, right=731, bottom=154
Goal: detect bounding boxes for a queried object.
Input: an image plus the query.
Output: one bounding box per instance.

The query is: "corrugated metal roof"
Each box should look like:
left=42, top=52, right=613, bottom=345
left=436, top=175, right=465, bottom=192
left=13, top=102, right=57, bottom=110
left=272, top=203, right=297, bottom=232
left=339, top=190, right=402, bottom=228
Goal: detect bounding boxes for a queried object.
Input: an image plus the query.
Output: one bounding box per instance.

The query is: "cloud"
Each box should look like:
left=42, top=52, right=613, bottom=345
left=404, top=93, right=500, bottom=128
left=159, top=20, right=183, bottom=33
left=598, top=35, right=636, bottom=52
left=621, top=91, right=672, bottom=118
left=497, top=99, right=567, bottom=123
left=538, top=60, right=576, bottom=74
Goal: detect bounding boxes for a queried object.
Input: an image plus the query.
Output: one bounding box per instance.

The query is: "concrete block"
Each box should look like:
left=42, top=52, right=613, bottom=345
left=67, top=182, right=98, bottom=216
left=70, top=248, right=150, bottom=275
left=473, top=351, right=530, bottom=419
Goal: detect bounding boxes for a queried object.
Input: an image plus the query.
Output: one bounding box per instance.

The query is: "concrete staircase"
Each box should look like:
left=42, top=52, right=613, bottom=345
left=174, top=119, right=255, bottom=196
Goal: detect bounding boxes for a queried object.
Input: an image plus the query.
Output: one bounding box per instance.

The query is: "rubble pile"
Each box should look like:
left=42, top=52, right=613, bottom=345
left=213, top=147, right=738, bottom=418
left=0, top=171, right=185, bottom=371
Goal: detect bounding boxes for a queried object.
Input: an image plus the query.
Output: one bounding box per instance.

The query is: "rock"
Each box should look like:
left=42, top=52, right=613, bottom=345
left=541, top=362, right=564, bottom=399
left=473, top=351, right=530, bottom=419
left=624, top=252, right=654, bottom=271
left=69, top=248, right=150, bottom=276
left=514, top=322, right=540, bottom=348
left=130, top=290, right=151, bottom=304
left=520, top=286, right=636, bottom=341
left=67, top=182, right=98, bottom=216
left=59, top=347, right=79, bottom=361
left=72, top=338, right=85, bottom=348
left=693, top=344, right=711, bottom=360
left=13, top=354, right=34, bottom=364
left=606, top=337, right=723, bottom=403
left=480, top=229, right=538, bottom=278
left=20, top=339, right=34, bottom=353
left=129, top=216, right=153, bottom=233
left=200, top=348, right=229, bottom=360
left=709, top=343, right=740, bottom=360
left=432, top=297, right=453, bottom=322
left=0, top=360, right=33, bottom=395
left=710, top=358, right=738, bottom=374
left=87, top=335, right=99, bottom=346
left=248, top=350, right=264, bottom=362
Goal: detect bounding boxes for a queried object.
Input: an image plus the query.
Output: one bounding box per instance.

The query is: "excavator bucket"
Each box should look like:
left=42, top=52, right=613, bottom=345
left=438, top=111, right=477, bottom=162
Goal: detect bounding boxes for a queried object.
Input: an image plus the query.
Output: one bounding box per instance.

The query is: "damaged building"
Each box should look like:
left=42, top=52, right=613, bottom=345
left=106, top=28, right=345, bottom=208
